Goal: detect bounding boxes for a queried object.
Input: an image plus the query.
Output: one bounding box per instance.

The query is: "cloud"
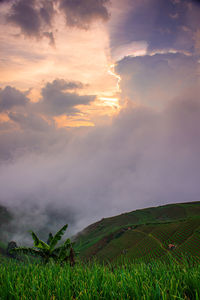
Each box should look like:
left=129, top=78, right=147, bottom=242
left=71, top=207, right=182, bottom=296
left=6, top=0, right=55, bottom=43
left=1, top=88, right=200, bottom=243
left=0, top=101, right=73, bottom=163
left=0, top=79, right=96, bottom=163
left=0, top=86, right=28, bottom=112
left=110, top=0, right=200, bottom=55
left=0, top=51, right=200, bottom=244
left=8, top=111, right=51, bottom=131
left=38, top=79, right=95, bottom=116
left=0, top=80, right=89, bottom=163
left=4, top=0, right=110, bottom=44
left=43, top=31, right=55, bottom=46
left=0, top=78, right=96, bottom=159
left=8, top=0, right=42, bottom=36
left=39, top=0, right=54, bottom=26
left=59, top=0, right=110, bottom=29
left=1, top=76, right=200, bottom=243
left=116, top=52, right=198, bottom=108
left=191, top=0, right=200, bottom=5
left=43, top=79, right=84, bottom=91
left=0, top=0, right=14, bottom=3
left=1, top=46, right=200, bottom=243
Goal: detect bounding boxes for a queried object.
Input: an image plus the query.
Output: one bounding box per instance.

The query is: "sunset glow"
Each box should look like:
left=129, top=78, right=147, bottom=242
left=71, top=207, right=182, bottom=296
left=98, top=97, right=120, bottom=108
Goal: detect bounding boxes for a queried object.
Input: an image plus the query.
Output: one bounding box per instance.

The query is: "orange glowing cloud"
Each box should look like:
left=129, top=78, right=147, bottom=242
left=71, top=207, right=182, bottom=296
left=0, top=0, right=127, bottom=128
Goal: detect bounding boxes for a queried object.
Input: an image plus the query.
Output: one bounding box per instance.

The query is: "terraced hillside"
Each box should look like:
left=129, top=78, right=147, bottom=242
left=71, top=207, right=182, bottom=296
left=74, top=202, right=200, bottom=263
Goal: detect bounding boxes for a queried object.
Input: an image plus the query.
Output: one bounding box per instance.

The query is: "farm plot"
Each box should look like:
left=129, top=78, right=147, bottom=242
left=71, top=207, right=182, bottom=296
left=137, top=224, right=155, bottom=234
left=150, top=222, right=180, bottom=246
left=96, top=230, right=146, bottom=262
left=165, top=219, right=200, bottom=247
left=139, top=247, right=168, bottom=264
left=126, top=235, right=166, bottom=261
left=172, top=232, right=200, bottom=261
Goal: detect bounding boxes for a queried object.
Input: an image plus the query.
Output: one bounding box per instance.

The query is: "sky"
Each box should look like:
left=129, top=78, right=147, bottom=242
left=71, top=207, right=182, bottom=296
left=0, top=0, right=200, bottom=243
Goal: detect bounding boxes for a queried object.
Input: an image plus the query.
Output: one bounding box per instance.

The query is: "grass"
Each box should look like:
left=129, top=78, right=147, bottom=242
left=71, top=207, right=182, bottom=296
left=1, top=256, right=200, bottom=299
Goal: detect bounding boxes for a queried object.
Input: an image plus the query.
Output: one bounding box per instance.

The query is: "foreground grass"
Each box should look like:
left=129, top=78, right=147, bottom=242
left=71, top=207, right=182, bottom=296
left=0, top=257, right=200, bottom=300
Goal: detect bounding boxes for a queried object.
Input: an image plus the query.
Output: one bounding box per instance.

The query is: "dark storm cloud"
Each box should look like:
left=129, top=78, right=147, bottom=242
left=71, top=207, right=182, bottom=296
left=110, top=0, right=200, bottom=54
left=59, top=0, right=110, bottom=29
left=39, top=0, right=54, bottom=26
left=0, top=86, right=28, bottom=112
left=116, top=53, right=198, bottom=107
left=38, top=79, right=95, bottom=116
left=0, top=0, right=14, bottom=3
left=5, top=0, right=110, bottom=43
left=6, top=0, right=55, bottom=44
left=8, top=0, right=42, bottom=37
left=191, top=0, right=200, bottom=4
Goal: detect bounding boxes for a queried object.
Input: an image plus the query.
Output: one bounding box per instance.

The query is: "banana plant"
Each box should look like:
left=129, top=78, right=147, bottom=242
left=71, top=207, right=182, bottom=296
left=11, top=224, right=75, bottom=264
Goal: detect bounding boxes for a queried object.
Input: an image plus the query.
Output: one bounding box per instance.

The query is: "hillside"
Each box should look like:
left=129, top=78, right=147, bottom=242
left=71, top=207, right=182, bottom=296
left=0, top=205, right=12, bottom=227
left=0, top=205, right=13, bottom=256
left=74, top=202, right=200, bottom=263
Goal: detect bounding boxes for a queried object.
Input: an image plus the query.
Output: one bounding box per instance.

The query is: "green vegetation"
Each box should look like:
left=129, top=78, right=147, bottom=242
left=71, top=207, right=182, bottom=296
left=0, top=241, right=6, bottom=250
left=10, top=224, right=75, bottom=265
left=0, top=205, right=12, bottom=227
left=0, top=257, right=200, bottom=299
left=1, top=202, right=200, bottom=265
left=1, top=201, right=200, bottom=299
left=0, top=205, right=12, bottom=256
left=74, top=202, right=200, bottom=263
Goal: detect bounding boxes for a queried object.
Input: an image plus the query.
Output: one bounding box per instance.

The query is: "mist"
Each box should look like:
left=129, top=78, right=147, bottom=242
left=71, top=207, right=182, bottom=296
left=1, top=81, right=200, bottom=244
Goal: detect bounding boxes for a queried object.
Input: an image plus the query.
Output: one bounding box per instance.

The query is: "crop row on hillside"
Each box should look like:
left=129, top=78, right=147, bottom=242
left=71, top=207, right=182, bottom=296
left=76, top=218, right=200, bottom=264
left=75, top=203, right=200, bottom=260
left=150, top=222, right=180, bottom=245
left=172, top=232, right=200, bottom=260
left=96, top=230, right=146, bottom=262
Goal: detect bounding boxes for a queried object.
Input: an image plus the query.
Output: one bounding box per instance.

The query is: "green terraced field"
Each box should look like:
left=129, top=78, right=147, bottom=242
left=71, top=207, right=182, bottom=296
left=150, top=222, right=180, bottom=244
left=74, top=202, right=200, bottom=264
left=1, top=202, right=200, bottom=265
left=93, top=230, right=146, bottom=262
left=173, top=232, right=200, bottom=260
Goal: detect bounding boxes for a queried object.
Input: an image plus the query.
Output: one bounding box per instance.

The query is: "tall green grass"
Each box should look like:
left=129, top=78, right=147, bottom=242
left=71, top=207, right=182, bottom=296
left=1, top=256, right=200, bottom=299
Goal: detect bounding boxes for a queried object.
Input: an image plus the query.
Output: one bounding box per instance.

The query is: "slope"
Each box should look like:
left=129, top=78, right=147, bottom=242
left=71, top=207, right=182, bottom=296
left=74, top=202, right=200, bottom=263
